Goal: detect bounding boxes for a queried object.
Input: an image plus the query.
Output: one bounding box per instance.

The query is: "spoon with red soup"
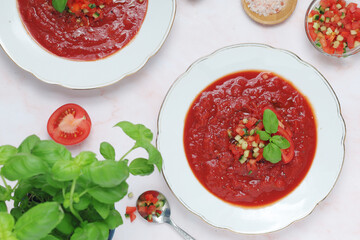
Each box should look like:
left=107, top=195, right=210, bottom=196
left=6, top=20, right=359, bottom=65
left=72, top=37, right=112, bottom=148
left=136, top=191, right=195, bottom=240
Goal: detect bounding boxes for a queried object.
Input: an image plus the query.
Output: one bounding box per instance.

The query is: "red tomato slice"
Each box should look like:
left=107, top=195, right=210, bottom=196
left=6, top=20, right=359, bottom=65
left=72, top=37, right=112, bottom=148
left=47, top=103, right=91, bottom=145
left=129, top=213, right=136, bottom=222
left=276, top=127, right=294, bottom=163
left=126, top=206, right=137, bottom=215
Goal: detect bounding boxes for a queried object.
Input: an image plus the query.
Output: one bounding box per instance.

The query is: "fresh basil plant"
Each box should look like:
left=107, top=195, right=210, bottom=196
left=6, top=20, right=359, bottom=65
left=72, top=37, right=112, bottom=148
left=0, top=121, right=162, bottom=240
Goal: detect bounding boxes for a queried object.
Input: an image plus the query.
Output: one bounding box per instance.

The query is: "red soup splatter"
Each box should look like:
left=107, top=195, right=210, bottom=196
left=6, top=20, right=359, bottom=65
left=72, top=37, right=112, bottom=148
left=184, top=71, right=317, bottom=207
left=17, top=0, right=148, bottom=61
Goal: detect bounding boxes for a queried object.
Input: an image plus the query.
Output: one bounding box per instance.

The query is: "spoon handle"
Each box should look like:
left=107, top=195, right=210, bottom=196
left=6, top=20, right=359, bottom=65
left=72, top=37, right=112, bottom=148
left=167, top=218, right=196, bottom=240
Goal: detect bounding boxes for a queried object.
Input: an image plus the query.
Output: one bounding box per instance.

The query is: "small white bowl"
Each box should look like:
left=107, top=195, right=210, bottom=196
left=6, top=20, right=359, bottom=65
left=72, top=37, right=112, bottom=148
left=305, top=0, right=360, bottom=57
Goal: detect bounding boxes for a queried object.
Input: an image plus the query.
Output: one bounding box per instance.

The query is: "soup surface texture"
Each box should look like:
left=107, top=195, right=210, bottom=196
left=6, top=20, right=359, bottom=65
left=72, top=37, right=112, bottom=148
left=184, top=71, right=317, bottom=207
left=17, top=0, right=147, bottom=60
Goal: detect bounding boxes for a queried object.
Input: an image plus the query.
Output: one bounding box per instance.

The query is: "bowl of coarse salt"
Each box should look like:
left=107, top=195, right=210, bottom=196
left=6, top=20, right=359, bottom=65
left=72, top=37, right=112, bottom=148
left=242, top=0, right=298, bottom=25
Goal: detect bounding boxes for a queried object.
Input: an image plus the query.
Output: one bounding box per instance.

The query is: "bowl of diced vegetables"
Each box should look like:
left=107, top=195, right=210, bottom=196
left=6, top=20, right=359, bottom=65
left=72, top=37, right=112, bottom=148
left=305, top=0, right=360, bottom=57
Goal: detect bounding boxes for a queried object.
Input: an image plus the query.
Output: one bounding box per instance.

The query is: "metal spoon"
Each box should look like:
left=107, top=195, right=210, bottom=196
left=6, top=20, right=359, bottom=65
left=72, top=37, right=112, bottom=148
left=136, top=190, right=195, bottom=240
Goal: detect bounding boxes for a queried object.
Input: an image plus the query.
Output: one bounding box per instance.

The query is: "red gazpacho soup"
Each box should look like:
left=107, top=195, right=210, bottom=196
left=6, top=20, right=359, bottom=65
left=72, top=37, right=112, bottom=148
left=184, top=71, right=317, bottom=207
left=17, top=0, right=148, bottom=61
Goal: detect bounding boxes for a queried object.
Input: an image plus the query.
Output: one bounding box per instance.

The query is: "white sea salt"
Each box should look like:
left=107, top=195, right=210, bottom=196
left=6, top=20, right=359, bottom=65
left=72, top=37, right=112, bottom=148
left=245, top=0, right=286, bottom=16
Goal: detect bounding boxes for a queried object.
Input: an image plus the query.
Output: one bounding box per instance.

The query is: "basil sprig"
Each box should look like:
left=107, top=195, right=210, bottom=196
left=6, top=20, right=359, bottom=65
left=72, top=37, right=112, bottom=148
left=52, top=0, right=68, bottom=13
left=257, top=109, right=290, bottom=163
left=0, top=121, right=162, bottom=239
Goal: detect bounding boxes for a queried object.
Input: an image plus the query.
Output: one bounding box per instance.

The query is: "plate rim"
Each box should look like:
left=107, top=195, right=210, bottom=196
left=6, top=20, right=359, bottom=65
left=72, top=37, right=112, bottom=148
left=0, top=0, right=177, bottom=89
left=156, top=43, right=346, bottom=234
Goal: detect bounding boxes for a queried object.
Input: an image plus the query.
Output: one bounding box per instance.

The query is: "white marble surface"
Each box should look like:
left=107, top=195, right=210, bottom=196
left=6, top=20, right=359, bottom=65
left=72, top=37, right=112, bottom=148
left=0, top=0, right=359, bottom=239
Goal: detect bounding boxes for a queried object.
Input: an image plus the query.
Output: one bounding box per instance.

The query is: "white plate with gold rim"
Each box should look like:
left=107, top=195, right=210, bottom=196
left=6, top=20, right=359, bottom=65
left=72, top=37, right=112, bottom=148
left=0, top=0, right=176, bottom=89
left=157, top=44, right=345, bottom=234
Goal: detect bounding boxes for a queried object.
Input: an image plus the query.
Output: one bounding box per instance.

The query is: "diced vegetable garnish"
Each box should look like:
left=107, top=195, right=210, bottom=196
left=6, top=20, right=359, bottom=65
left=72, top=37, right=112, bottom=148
left=228, top=108, right=294, bottom=170
left=307, top=0, right=360, bottom=55
left=137, top=191, right=165, bottom=222
left=52, top=0, right=114, bottom=24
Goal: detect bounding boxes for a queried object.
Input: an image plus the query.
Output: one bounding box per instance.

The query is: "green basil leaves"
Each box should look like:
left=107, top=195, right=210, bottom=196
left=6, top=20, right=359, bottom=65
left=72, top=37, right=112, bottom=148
left=52, top=0, right=68, bottom=13
left=115, top=121, right=163, bottom=171
left=258, top=109, right=290, bottom=164
left=0, top=121, right=162, bottom=239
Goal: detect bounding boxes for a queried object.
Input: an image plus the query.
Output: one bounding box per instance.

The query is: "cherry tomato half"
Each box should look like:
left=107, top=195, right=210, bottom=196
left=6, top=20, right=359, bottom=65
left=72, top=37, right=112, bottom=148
left=47, top=103, right=91, bottom=145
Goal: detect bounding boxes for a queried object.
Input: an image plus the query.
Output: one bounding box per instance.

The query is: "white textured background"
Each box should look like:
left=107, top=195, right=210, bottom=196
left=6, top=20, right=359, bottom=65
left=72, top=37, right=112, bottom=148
left=0, top=0, right=359, bottom=239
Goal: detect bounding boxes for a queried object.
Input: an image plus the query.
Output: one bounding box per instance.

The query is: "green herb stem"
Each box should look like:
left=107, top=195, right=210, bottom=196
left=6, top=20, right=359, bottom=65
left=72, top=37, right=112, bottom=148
left=69, top=179, right=83, bottom=223
left=13, top=182, right=19, bottom=190
left=78, top=189, right=88, bottom=198
left=1, top=175, right=10, bottom=189
left=119, top=145, right=137, bottom=161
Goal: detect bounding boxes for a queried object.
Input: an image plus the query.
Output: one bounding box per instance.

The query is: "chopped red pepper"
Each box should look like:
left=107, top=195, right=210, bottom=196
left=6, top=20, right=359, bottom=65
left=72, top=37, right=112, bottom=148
left=129, top=213, right=136, bottom=222
left=145, top=193, right=154, bottom=202
left=126, top=206, right=137, bottom=215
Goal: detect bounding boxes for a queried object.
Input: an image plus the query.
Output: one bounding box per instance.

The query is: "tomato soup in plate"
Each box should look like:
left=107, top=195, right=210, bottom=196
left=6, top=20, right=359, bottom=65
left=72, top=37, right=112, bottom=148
left=17, top=0, right=148, bottom=61
left=157, top=44, right=345, bottom=234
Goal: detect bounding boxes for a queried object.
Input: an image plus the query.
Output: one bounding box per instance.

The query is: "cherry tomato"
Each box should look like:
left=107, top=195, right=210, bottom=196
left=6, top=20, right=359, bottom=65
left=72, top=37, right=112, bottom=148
left=47, top=103, right=91, bottom=145
left=277, top=127, right=295, bottom=163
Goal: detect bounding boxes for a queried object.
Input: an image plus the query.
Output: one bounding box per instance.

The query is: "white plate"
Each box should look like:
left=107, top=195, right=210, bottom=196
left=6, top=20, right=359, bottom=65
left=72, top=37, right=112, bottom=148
left=0, top=0, right=176, bottom=89
left=157, top=44, right=345, bottom=234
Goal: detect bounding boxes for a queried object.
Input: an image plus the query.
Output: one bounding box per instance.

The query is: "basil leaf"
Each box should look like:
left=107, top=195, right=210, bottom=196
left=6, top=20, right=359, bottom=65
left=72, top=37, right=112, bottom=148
left=28, top=175, right=48, bottom=189
left=263, top=143, right=282, bottom=163
left=41, top=235, right=60, bottom=240
left=0, top=145, right=18, bottom=165
left=74, top=151, right=97, bottom=167
left=135, top=140, right=162, bottom=172
left=0, top=231, right=17, bottom=240
left=41, top=185, right=59, bottom=197
left=55, top=213, right=75, bottom=235
left=0, top=212, right=15, bottom=234
left=0, top=201, right=7, bottom=212
left=88, top=160, right=129, bottom=188
left=92, top=199, right=110, bottom=219
left=52, top=0, right=67, bottom=13
left=115, top=121, right=153, bottom=142
left=32, top=141, right=72, bottom=167
left=256, top=130, right=271, bottom=141
left=14, top=202, right=64, bottom=240
left=45, top=175, right=68, bottom=189
left=129, top=158, right=154, bottom=176
left=104, top=209, right=123, bottom=229
left=74, top=194, right=91, bottom=211
left=14, top=182, right=33, bottom=202
left=51, top=160, right=81, bottom=182
left=70, top=222, right=109, bottom=240
left=0, top=186, right=11, bottom=201
left=88, top=181, right=128, bottom=204
left=100, top=142, right=115, bottom=160
left=270, top=135, right=290, bottom=149
left=10, top=208, right=22, bottom=221
left=1, top=153, right=49, bottom=181
left=263, top=109, right=279, bottom=134
left=115, top=121, right=162, bottom=172
left=18, top=135, right=40, bottom=153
